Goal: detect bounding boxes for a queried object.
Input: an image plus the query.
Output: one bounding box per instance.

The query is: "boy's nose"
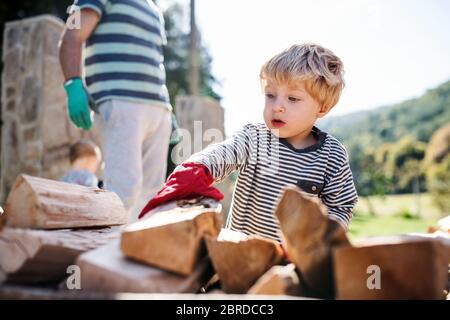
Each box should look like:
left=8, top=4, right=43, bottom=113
left=273, top=103, right=285, bottom=113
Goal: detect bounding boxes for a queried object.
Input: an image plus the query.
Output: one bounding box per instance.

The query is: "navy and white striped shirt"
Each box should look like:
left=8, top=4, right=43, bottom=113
left=76, top=0, right=171, bottom=110
left=187, top=123, right=358, bottom=243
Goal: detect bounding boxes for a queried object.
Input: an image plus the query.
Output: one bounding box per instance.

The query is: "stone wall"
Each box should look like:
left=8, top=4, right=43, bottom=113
left=175, top=96, right=225, bottom=152
left=0, top=15, right=100, bottom=204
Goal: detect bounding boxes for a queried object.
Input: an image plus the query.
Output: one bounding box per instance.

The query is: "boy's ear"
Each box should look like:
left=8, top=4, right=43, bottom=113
left=317, top=104, right=332, bottom=118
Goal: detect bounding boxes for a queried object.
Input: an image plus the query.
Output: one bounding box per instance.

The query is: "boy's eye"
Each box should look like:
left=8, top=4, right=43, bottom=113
left=265, top=93, right=275, bottom=99
left=288, top=96, right=301, bottom=102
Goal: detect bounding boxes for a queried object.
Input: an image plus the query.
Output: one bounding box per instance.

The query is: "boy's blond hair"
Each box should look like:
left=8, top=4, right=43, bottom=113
left=69, top=139, right=101, bottom=164
left=260, top=43, right=345, bottom=110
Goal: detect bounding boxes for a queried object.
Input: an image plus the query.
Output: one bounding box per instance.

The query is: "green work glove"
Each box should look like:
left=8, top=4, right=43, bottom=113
left=63, top=77, right=93, bottom=130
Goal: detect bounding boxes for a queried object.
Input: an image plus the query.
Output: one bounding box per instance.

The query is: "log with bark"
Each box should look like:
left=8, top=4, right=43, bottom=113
left=1, top=174, right=127, bottom=229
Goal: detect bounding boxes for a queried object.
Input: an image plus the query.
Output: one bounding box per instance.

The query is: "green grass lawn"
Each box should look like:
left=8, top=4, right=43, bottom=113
left=354, top=193, right=442, bottom=219
left=348, top=193, right=444, bottom=241
left=348, top=213, right=437, bottom=242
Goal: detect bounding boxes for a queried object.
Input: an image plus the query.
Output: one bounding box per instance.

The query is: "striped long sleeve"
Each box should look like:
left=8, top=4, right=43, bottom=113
left=186, top=124, right=252, bottom=182
left=185, top=123, right=358, bottom=243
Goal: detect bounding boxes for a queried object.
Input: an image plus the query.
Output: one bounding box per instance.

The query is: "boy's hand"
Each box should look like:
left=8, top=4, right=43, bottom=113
left=139, top=163, right=224, bottom=219
left=64, top=77, right=93, bottom=130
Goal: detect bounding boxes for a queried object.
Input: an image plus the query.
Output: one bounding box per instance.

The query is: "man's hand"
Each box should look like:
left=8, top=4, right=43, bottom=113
left=139, top=163, right=224, bottom=219
left=64, top=77, right=93, bottom=130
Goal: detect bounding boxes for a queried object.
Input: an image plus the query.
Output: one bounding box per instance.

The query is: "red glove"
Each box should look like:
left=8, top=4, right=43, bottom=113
left=139, top=162, right=224, bottom=219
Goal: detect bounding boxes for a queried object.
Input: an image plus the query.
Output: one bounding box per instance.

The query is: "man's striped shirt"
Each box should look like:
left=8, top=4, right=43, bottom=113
left=75, top=0, right=171, bottom=110
left=187, top=123, right=358, bottom=243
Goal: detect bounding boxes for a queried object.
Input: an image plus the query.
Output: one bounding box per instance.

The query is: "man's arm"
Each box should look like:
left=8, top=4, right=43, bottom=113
left=59, top=8, right=100, bottom=80
left=58, top=8, right=100, bottom=130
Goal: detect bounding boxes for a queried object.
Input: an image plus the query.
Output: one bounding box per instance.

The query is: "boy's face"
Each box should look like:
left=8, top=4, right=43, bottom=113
left=262, top=79, right=328, bottom=140
left=84, top=155, right=100, bottom=174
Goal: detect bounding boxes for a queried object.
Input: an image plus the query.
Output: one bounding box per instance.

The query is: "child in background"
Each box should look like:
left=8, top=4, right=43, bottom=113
left=60, top=139, right=101, bottom=188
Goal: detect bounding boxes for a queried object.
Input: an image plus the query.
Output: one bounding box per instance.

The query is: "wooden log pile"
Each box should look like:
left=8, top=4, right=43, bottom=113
left=271, top=186, right=450, bottom=300
left=77, top=198, right=223, bottom=294
left=1, top=174, right=449, bottom=300
left=0, top=174, right=127, bottom=285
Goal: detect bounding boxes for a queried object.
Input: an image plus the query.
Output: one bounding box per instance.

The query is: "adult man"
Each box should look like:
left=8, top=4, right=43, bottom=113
left=59, top=0, right=172, bottom=221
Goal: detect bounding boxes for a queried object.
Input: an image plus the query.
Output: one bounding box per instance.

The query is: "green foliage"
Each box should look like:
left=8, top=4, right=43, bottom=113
left=426, top=154, right=450, bottom=215
left=424, top=124, right=450, bottom=215
left=351, top=146, right=392, bottom=197
left=320, top=80, right=450, bottom=197
left=394, top=208, right=418, bottom=220
left=321, top=80, right=450, bottom=147
left=384, top=138, right=426, bottom=194
left=162, top=3, right=221, bottom=105
left=424, top=123, right=450, bottom=165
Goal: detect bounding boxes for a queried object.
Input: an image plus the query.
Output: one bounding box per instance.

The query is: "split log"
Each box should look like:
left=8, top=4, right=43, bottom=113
left=333, top=235, right=450, bottom=300
left=248, top=264, right=301, bottom=296
left=0, top=227, right=120, bottom=284
left=77, top=240, right=213, bottom=293
left=274, top=186, right=350, bottom=299
left=1, top=174, right=127, bottom=229
left=120, top=198, right=222, bottom=276
left=205, top=230, right=283, bottom=294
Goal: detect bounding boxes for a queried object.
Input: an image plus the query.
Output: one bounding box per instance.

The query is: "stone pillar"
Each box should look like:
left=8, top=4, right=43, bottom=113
left=1, top=15, right=100, bottom=204
left=174, top=95, right=234, bottom=218
left=175, top=95, right=225, bottom=151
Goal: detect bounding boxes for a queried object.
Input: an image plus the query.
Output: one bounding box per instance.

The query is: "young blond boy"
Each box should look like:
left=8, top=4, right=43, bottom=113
left=140, top=43, right=358, bottom=243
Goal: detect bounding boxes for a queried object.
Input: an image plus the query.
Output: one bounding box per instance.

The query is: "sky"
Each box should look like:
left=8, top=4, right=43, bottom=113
left=164, top=0, right=450, bottom=135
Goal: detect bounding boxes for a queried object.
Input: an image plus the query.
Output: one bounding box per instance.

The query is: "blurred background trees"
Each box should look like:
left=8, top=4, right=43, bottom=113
left=320, top=79, right=450, bottom=216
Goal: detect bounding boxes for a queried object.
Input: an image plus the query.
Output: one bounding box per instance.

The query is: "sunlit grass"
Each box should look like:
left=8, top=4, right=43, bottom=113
left=348, top=193, right=443, bottom=241
left=348, top=213, right=438, bottom=242
left=354, top=193, right=443, bottom=219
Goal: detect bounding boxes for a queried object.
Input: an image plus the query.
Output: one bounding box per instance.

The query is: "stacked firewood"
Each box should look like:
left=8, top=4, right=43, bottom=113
left=0, top=174, right=126, bottom=285
left=1, top=174, right=449, bottom=299
left=77, top=186, right=450, bottom=299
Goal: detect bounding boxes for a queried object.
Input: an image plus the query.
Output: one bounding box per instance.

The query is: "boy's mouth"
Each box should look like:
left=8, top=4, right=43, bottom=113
left=271, top=119, right=286, bottom=128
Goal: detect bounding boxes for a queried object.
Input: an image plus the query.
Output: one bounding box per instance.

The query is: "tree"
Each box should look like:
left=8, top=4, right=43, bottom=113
left=347, top=143, right=391, bottom=216
left=425, top=123, right=450, bottom=215
left=423, top=122, right=450, bottom=165
left=426, top=155, right=450, bottom=215
left=384, top=137, right=426, bottom=194
left=162, top=2, right=221, bottom=105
